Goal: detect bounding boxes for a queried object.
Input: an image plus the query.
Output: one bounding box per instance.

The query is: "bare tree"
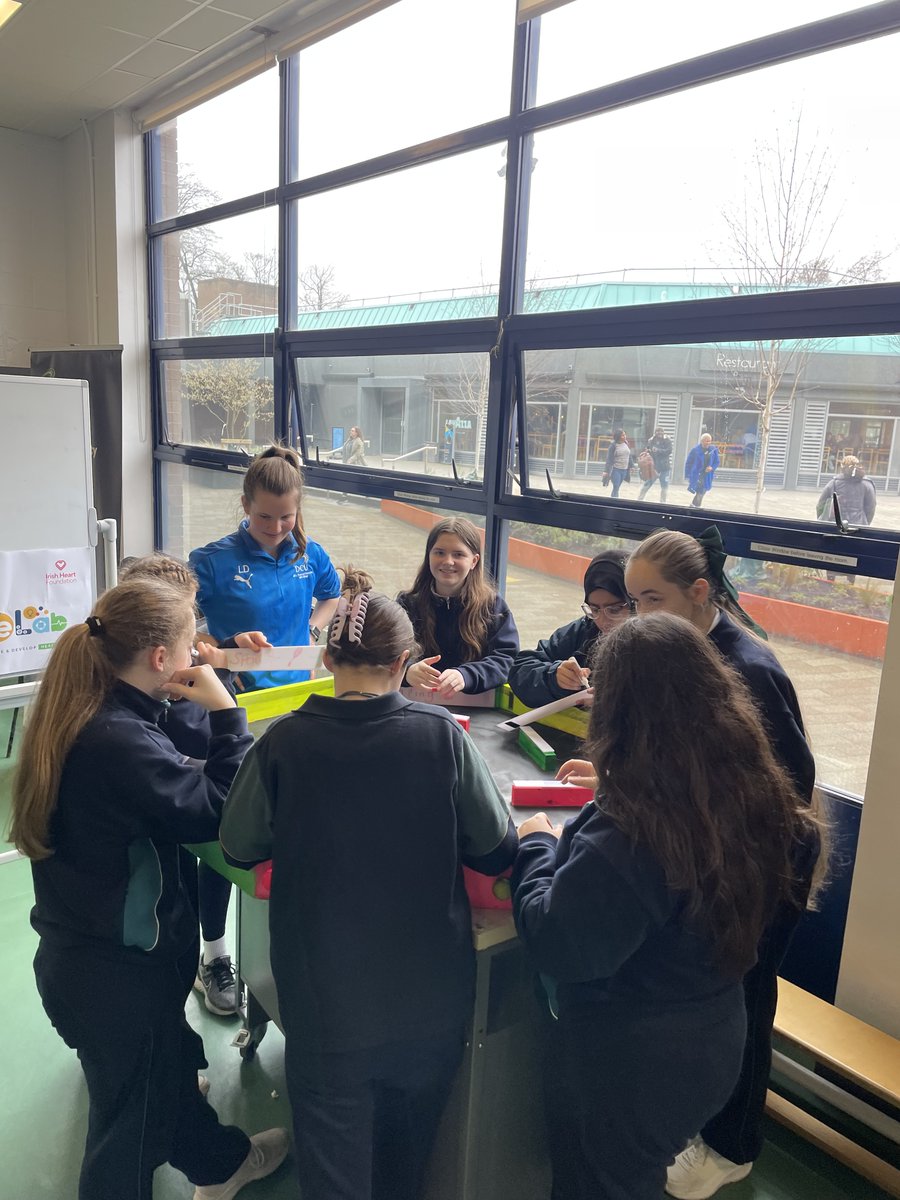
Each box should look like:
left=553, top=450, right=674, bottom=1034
left=717, top=115, right=886, bottom=511
left=232, top=250, right=278, bottom=287
left=298, top=263, right=349, bottom=311
left=176, top=170, right=241, bottom=323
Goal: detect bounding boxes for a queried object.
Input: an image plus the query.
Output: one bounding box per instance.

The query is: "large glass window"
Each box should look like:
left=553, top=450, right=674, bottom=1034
left=294, top=352, right=495, bottom=481
left=155, top=208, right=278, bottom=339
left=161, top=357, right=274, bottom=452
left=151, top=70, right=279, bottom=221
left=524, top=33, right=900, bottom=308
left=522, top=338, right=900, bottom=529
left=289, top=144, right=506, bottom=325
left=532, top=0, right=862, bottom=107
left=292, top=0, right=516, bottom=180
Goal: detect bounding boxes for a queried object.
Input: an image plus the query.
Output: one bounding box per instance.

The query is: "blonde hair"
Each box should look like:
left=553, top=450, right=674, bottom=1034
left=9, top=579, right=195, bottom=860
left=119, top=553, right=197, bottom=596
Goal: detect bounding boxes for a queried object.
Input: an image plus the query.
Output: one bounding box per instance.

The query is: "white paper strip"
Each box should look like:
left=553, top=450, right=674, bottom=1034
left=220, top=646, right=326, bottom=672
left=497, top=688, right=592, bottom=731
left=400, top=686, right=497, bottom=708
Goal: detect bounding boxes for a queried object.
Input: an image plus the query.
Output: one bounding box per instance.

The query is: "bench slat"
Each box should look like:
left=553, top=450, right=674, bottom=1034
left=766, top=1091, right=900, bottom=1199
left=775, top=979, right=900, bottom=1107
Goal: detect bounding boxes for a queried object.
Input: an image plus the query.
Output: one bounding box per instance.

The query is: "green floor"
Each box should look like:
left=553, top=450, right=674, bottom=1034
left=0, top=708, right=891, bottom=1199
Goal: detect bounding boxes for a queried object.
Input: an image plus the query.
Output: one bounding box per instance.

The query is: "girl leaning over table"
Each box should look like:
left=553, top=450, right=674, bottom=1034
left=220, top=575, right=518, bottom=1200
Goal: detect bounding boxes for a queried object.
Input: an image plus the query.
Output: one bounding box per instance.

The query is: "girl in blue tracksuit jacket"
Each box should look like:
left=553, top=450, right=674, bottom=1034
left=513, top=613, right=822, bottom=1200
left=10, top=576, right=288, bottom=1200
left=398, top=516, right=519, bottom=698
left=189, top=445, right=341, bottom=692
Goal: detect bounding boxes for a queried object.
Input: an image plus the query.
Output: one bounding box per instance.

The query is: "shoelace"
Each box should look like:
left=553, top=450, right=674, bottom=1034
left=206, top=956, right=236, bottom=991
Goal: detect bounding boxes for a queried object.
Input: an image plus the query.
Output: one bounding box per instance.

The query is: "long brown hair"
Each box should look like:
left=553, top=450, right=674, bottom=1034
left=243, top=445, right=306, bottom=559
left=327, top=564, right=417, bottom=670
left=9, top=579, right=196, bottom=860
left=399, top=518, right=496, bottom=662
left=585, top=613, right=824, bottom=977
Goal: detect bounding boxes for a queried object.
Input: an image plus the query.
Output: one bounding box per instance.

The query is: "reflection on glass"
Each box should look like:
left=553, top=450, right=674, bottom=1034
left=151, top=70, right=279, bottom=222
left=160, top=461, right=243, bottom=562
left=533, top=0, right=857, bottom=106
left=503, top=514, right=882, bottom=796
left=525, top=34, right=900, bottom=309
left=162, top=359, right=274, bottom=452
left=522, top=337, right=900, bottom=529
left=156, top=208, right=278, bottom=339
left=292, top=0, right=515, bottom=179
left=293, top=352, right=494, bottom=482
left=289, top=143, right=505, bottom=325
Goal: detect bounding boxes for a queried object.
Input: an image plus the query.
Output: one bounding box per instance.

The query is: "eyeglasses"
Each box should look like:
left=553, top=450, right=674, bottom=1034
left=581, top=601, right=632, bottom=619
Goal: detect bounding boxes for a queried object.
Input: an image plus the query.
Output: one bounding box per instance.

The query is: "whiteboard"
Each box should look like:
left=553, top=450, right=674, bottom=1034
left=0, top=375, right=97, bottom=552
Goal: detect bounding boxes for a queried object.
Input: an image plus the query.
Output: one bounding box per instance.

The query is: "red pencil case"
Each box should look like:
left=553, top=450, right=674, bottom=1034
left=510, top=780, right=594, bottom=808
left=453, top=714, right=471, bottom=731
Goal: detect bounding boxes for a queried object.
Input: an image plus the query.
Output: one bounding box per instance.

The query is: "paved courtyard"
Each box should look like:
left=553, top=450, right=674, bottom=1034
left=169, top=472, right=888, bottom=798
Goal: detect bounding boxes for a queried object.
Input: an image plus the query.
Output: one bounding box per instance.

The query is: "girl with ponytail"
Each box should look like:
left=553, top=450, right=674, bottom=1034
left=189, top=444, right=342, bottom=691
left=221, top=570, right=517, bottom=1200
left=10, top=577, right=288, bottom=1198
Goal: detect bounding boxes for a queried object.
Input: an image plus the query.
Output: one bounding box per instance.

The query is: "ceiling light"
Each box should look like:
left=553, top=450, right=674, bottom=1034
left=0, top=0, right=22, bottom=33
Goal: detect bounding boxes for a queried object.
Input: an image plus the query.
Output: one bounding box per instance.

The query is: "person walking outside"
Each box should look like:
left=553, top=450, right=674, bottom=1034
left=686, top=433, right=720, bottom=508
left=816, top=454, right=877, bottom=582
left=603, top=429, right=633, bottom=499
left=639, top=426, right=673, bottom=502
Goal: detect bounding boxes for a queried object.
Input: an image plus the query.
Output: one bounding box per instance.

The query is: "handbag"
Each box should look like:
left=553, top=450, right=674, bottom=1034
left=638, top=449, right=657, bottom=481
left=601, top=472, right=610, bottom=487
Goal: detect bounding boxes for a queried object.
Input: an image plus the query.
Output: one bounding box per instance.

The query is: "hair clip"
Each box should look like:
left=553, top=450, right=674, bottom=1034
left=84, top=615, right=103, bottom=636
left=328, top=592, right=370, bottom=647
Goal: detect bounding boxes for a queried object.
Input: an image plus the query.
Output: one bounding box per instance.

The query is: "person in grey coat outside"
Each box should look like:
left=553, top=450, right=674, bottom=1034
left=816, top=454, right=876, bottom=582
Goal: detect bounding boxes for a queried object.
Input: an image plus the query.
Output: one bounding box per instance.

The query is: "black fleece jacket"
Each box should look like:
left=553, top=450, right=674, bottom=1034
left=397, top=591, right=520, bottom=693
left=508, top=616, right=599, bottom=708
left=31, top=681, right=251, bottom=962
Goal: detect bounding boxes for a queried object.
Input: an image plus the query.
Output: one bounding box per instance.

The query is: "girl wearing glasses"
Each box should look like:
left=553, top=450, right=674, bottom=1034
left=508, top=551, right=631, bottom=709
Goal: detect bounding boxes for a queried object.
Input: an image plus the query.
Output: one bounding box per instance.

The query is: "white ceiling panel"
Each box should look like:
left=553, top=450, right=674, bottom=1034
left=0, top=0, right=350, bottom=139
left=74, top=69, right=157, bottom=109
left=164, top=7, right=250, bottom=51
left=84, top=0, right=200, bottom=40
left=119, top=39, right=198, bottom=77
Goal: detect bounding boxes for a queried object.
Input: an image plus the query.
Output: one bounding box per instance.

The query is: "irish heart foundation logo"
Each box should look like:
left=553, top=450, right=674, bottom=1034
left=55, top=560, right=66, bottom=571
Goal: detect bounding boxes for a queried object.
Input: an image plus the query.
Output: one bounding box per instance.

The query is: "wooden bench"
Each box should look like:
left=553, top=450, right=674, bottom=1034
left=768, top=978, right=900, bottom=1197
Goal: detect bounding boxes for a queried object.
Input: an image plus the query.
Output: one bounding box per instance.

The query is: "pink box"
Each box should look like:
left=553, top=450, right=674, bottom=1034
left=453, top=714, right=471, bottom=731
left=510, top=780, right=594, bottom=809
left=463, top=865, right=512, bottom=909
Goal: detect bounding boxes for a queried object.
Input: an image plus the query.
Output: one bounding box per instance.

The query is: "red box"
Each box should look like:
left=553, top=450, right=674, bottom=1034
left=463, top=865, right=512, bottom=909
left=510, top=780, right=594, bottom=809
left=254, top=861, right=272, bottom=900
left=453, top=714, right=471, bottom=731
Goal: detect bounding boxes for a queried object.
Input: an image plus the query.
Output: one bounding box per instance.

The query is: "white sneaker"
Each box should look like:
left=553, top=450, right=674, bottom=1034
left=193, top=1128, right=290, bottom=1199
left=666, top=1138, right=752, bottom=1199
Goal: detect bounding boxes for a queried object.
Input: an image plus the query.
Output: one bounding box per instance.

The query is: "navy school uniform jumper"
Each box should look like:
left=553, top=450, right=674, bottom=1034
left=30, top=681, right=253, bottom=1200
left=189, top=521, right=341, bottom=691
left=162, top=650, right=240, bottom=944
left=396, top=590, right=520, bottom=692
left=702, top=609, right=816, bottom=1167
left=508, top=615, right=599, bottom=709
left=512, top=803, right=746, bottom=1200
left=220, top=692, right=518, bottom=1200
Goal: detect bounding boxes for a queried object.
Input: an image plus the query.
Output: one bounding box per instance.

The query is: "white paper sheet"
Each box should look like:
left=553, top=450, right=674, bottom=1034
left=220, top=645, right=326, bottom=672
left=497, top=688, right=592, bottom=731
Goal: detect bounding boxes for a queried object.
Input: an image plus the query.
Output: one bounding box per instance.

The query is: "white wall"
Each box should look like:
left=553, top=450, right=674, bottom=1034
left=0, top=115, right=155, bottom=557
left=0, top=128, right=69, bottom=367
left=837, top=557, right=900, bottom=1037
